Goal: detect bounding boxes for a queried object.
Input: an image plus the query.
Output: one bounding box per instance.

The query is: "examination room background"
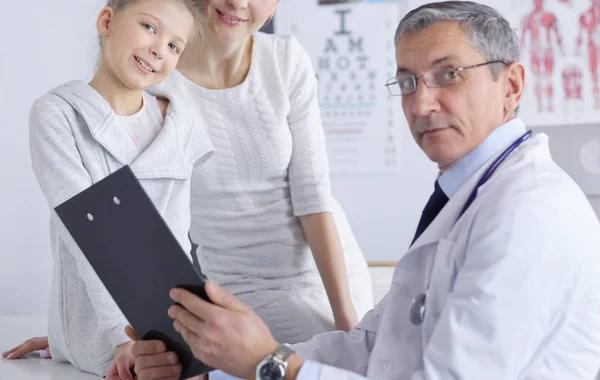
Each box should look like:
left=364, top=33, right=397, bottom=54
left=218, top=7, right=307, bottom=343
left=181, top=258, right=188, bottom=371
left=0, top=0, right=598, bottom=316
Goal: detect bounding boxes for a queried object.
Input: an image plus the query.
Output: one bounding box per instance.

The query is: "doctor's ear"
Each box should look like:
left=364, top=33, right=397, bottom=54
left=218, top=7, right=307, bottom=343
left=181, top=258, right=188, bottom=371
left=503, top=62, right=525, bottom=117
left=96, top=7, right=116, bottom=38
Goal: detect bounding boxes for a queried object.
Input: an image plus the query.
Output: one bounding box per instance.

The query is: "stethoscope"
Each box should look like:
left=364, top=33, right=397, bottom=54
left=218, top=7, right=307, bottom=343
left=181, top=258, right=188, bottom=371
left=409, top=130, right=533, bottom=326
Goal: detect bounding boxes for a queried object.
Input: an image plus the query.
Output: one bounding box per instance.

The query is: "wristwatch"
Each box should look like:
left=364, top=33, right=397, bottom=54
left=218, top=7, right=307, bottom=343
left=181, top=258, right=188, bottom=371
left=255, top=344, right=295, bottom=380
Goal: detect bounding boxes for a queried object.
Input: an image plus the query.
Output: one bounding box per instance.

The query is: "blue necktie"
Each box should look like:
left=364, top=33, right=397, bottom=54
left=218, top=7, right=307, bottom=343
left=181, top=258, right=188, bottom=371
left=411, top=181, right=449, bottom=245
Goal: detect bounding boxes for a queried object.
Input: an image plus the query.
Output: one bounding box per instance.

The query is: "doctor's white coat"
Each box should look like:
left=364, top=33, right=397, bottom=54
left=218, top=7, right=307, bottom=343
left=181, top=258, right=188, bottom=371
left=290, top=133, right=600, bottom=379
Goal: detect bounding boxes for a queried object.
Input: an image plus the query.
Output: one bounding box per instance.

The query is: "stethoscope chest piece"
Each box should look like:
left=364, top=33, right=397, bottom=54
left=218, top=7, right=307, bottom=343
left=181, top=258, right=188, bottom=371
left=409, top=293, right=427, bottom=326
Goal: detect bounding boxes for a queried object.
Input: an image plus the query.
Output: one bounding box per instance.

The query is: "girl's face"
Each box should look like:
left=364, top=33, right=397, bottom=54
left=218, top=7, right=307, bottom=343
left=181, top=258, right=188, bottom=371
left=202, top=0, right=278, bottom=43
left=98, top=0, right=195, bottom=90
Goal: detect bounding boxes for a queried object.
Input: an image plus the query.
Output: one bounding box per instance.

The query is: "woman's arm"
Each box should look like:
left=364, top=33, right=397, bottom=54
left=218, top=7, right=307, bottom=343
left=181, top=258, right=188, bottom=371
left=282, top=35, right=359, bottom=331
left=300, top=213, right=358, bottom=330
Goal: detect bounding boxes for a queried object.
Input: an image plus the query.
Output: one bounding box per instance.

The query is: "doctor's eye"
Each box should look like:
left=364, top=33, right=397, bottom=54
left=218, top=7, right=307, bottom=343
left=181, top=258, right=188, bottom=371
left=396, top=75, right=416, bottom=94
left=437, top=69, right=460, bottom=85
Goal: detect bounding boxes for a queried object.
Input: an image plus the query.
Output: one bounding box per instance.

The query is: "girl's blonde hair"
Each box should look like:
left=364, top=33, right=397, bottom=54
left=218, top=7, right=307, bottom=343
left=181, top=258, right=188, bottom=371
left=104, top=0, right=205, bottom=38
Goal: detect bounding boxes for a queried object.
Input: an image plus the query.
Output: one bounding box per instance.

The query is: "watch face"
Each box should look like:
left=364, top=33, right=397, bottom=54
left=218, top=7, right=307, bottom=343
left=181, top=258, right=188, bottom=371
left=258, top=361, right=285, bottom=380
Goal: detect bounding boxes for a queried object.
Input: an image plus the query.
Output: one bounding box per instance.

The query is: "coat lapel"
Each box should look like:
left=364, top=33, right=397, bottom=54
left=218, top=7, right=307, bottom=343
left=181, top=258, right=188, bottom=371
left=129, top=114, right=188, bottom=180
left=60, top=81, right=190, bottom=180
left=407, top=156, right=494, bottom=252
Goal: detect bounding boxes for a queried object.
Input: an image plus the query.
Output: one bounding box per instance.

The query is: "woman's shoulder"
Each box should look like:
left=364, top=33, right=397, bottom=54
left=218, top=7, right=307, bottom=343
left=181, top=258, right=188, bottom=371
left=253, top=32, right=306, bottom=58
left=151, top=70, right=188, bottom=96
left=147, top=72, right=193, bottom=112
left=252, top=32, right=312, bottom=79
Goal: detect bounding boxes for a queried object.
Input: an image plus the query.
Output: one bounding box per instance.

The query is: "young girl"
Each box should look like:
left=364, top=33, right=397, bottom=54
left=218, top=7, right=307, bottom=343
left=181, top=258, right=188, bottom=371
left=2, top=0, right=212, bottom=378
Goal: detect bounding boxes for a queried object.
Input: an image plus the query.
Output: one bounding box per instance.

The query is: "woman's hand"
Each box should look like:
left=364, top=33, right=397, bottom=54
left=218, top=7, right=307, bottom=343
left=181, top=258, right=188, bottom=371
left=2, top=336, right=51, bottom=359
left=299, top=213, right=359, bottom=333
left=334, top=310, right=359, bottom=332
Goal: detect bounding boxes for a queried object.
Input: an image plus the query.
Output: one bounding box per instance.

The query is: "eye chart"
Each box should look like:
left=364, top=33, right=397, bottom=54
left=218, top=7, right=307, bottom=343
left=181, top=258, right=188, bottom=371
left=275, top=2, right=403, bottom=175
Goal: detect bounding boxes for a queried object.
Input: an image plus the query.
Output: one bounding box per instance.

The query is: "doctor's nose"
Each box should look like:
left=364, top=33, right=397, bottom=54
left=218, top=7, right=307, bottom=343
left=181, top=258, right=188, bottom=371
left=411, top=78, right=441, bottom=117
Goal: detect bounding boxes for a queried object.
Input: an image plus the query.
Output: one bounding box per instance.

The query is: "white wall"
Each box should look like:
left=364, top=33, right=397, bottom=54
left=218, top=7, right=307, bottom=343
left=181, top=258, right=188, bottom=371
left=1, top=1, right=597, bottom=317
left=0, top=1, right=104, bottom=316
left=330, top=126, right=437, bottom=262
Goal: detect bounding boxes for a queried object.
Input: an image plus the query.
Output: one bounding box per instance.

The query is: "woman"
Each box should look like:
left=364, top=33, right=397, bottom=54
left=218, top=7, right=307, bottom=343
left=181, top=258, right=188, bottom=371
left=163, top=0, right=373, bottom=344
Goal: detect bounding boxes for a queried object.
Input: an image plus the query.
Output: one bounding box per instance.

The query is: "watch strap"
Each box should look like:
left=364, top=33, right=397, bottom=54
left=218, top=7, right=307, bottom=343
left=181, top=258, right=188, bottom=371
left=273, top=344, right=294, bottom=363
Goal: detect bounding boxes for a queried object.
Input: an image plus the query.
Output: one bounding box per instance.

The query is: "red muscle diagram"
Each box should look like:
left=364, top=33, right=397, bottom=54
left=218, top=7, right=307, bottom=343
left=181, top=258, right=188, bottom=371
left=521, top=0, right=565, bottom=113
left=563, top=64, right=584, bottom=100
left=576, top=0, right=600, bottom=109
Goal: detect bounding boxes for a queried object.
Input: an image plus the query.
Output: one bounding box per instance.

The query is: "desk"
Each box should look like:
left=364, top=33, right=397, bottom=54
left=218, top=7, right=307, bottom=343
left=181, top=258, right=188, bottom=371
left=0, top=316, right=99, bottom=379
left=2, top=317, right=599, bottom=380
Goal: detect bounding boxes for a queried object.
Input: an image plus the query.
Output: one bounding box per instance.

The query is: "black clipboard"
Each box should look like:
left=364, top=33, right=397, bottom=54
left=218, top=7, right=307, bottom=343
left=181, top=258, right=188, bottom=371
left=54, top=165, right=212, bottom=378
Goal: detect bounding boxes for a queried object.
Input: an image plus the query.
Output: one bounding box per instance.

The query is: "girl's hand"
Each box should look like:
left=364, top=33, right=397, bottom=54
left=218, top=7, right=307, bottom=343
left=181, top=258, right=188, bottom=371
left=2, top=336, right=51, bottom=359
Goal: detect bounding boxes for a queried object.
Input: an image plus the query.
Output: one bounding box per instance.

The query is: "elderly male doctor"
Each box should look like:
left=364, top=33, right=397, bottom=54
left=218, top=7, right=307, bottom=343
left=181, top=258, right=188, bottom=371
left=129, top=2, right=600, bottom=379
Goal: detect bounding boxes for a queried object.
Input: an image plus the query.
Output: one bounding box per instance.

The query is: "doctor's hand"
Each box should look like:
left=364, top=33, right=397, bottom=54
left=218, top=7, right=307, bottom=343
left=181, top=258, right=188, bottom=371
left=168, top=280, right=280, bottom=379
left=2, top=336, right=51, bottom=359
left=105, top=340, right=135, bottom=380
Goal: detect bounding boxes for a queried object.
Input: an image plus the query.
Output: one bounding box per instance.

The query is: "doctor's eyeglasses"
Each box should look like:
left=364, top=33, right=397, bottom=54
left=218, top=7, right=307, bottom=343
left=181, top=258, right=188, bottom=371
left=385, top=60, right=508, bottom=96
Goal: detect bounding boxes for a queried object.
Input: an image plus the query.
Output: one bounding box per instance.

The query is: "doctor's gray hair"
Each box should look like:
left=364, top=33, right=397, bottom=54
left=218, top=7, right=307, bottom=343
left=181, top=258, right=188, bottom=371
left=394, top=1, right=520, bottom=80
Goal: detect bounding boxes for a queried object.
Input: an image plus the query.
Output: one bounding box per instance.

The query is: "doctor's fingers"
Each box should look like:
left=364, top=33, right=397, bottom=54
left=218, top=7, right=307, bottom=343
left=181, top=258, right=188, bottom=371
left=131, top=340, right=167, bottom=358
left=169, top=304, right=206, bottom=334
left=173, top=319, right=202, bottom=349
left=134, top=353, right=182, bottom=380
left=204, top=280, right=250, bottom=313
left=2, top=337, right=50, bottom=359
left=169, top=288, right=221, bottom=322
left=169, top=282, right=250, bottom=323
left=135, top=351, right=179, bottom=370
left=173, top=321, right=208, bottom=365
left=135, top=362, right=182, bottom=380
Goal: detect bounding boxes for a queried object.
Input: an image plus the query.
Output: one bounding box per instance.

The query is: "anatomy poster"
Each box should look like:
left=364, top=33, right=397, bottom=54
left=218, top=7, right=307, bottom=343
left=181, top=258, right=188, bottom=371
left=275, top=2, right=403, bottom=175
left=408, top=0, right=600, bottom=126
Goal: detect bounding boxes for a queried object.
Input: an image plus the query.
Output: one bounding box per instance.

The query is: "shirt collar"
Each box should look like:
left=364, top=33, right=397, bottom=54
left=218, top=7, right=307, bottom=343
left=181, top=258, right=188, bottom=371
left=438, top=118, right=528, bottom=198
